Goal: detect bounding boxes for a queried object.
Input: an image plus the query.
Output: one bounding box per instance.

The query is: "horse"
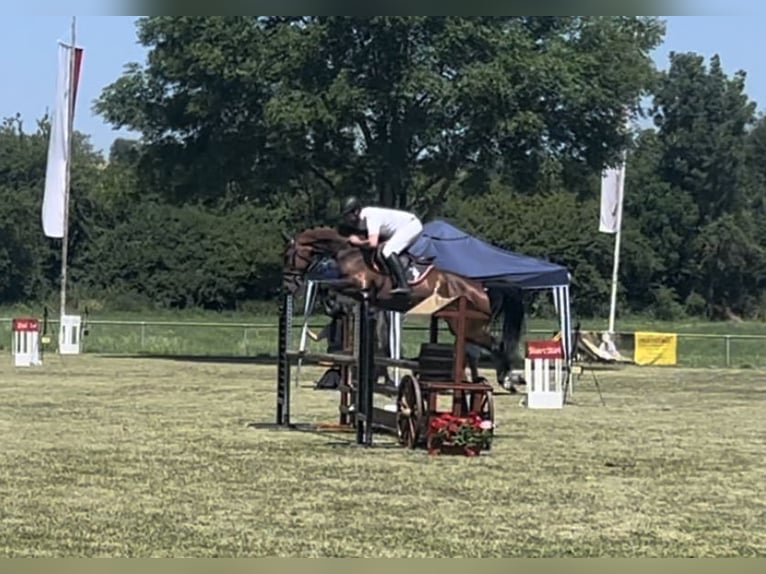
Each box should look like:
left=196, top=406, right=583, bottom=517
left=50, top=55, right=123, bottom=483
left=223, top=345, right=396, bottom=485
left=281, top=226, right=525, bottom=391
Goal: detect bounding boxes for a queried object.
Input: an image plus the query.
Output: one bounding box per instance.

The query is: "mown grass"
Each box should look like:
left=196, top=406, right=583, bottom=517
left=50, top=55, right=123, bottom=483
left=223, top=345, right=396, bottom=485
left=0, top=355, right=763, bottom=557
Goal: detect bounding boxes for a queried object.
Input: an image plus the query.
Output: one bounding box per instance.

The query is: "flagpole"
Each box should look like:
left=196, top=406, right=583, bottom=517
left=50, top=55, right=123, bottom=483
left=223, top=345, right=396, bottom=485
left=607, top=157, right=624, bottom=334
left=60, top=16, right=76, bottom=323
left=607, top=114, right=630, bottom=335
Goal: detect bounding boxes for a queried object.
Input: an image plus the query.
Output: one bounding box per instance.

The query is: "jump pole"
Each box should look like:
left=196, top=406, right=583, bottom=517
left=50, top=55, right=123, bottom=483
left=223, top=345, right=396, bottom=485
left=276, top=291, right=292, bottom=426
left=261, top=287, right=388, bottom=446
left=354, top=290, right=376, bottom=446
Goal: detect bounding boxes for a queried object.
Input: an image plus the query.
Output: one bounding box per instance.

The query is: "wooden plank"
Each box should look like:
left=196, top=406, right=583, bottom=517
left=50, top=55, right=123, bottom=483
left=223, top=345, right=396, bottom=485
left=285, top=351, right=356, bottom=365
left=285, top=350, right=419, bottom=371
left=419, top=343, right=455, bottom=357
left=373, top=382, right=399, bottom=397
left=406, top=293, right=487, bottom=320
left=419, top=381, right=494, bottom=392
left=418, top=359, right=454, bottom=369
left=374, top=356, right=419, bottom=370
left=405, top=294, right=460, bottom=316
left=371, top=407, right=398, bottom=433
left=338, top=382, right=399, bottom=397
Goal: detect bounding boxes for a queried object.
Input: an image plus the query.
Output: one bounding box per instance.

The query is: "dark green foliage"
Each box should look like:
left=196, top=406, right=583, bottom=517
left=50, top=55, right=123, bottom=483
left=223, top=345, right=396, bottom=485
left=78, top=201, right=285, bottom=309
left=1, top=17, right=764, bottom=320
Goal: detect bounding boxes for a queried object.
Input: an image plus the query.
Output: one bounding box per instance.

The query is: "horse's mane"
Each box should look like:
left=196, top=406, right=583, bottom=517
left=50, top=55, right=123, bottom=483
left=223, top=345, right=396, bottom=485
left=295, top=226, right=351, bottom=254
left=297, top=226, right=344, bottom=240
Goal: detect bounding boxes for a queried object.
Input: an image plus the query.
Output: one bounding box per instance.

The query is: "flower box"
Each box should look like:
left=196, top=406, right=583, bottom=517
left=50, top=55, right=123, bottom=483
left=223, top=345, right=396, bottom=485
left=426, top=412, right=494, bottom=456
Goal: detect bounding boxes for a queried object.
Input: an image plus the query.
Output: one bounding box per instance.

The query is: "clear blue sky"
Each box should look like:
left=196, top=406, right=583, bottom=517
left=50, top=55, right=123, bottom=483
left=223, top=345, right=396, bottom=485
left=2, top=14, right=765, bottom=155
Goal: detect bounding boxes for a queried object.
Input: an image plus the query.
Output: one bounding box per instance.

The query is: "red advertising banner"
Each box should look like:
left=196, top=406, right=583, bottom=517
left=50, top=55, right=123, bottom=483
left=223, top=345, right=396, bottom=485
left=12, top=318, right=40, bottom=332
left=526, top=340, right=563, bottom=360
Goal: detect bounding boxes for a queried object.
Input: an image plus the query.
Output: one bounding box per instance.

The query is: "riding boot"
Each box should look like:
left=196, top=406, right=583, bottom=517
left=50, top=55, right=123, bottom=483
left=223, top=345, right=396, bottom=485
left=386, top=255, right=411, bottom=295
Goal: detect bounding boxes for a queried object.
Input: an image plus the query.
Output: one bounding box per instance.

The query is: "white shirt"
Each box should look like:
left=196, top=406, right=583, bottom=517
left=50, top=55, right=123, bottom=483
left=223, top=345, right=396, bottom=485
left=359, top=206, right=417, bottom=239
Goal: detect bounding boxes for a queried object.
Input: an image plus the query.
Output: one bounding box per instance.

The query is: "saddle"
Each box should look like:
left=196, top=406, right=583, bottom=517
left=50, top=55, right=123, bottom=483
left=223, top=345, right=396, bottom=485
left=370, top=245, right=435, bottom=286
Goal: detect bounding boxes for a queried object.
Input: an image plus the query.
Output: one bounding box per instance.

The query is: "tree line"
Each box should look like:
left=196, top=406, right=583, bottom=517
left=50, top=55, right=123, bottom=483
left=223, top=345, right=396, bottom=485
left=1, top=16, right=764, bottom=321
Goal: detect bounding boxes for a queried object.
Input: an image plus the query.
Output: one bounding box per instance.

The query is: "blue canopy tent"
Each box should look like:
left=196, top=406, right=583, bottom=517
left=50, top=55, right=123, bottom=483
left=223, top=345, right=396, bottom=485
left=409, top=220, right=570, bottom=289
left=409, top=220, right=574, bottom=372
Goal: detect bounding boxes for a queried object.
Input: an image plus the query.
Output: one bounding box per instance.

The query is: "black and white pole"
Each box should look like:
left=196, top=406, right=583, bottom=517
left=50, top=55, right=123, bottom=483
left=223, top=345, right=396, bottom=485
left=355, top=291, right=377, bottom=446
left=276, top=291, right=293, bottom=426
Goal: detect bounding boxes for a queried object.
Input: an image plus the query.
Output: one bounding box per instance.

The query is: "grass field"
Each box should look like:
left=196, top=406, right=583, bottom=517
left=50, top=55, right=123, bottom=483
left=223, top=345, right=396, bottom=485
left=0, top=354, right=764, bottom=557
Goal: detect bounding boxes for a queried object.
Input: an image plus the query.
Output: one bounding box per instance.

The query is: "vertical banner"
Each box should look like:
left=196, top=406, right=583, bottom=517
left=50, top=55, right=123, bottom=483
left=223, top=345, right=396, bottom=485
left=42, top=41, right=83, bottom=239
left=599, top=165, right=624, bottom=234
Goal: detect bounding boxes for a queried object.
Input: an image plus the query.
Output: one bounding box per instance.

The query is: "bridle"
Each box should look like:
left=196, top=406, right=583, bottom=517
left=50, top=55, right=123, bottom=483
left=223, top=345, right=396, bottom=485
left=283, top=239, right=308, bottom=288
left=287, top=240, right=315, bottom=270
left=282, top=230, right=352, bottom=293
left=283, top=237, right=327, bottom=293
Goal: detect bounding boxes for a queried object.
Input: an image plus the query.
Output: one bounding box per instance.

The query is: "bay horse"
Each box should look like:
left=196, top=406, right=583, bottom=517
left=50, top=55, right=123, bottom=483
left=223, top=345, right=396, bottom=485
left=281, top=226, right=525, bottom=391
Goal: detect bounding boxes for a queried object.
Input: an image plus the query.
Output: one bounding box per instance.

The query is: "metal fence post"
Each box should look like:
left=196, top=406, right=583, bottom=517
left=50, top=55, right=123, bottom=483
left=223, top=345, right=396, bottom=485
left=141, top=322, right=146, bottom=350
left=724, top=335, right=731, bottom=367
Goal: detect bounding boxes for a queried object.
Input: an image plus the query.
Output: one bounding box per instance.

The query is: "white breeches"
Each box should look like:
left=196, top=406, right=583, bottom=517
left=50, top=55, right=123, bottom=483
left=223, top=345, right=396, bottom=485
left=381, top=219, right=423, bottom=257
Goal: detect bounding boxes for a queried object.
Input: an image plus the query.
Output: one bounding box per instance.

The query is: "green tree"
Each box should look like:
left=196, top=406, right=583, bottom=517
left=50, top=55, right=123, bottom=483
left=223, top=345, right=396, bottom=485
left=94, top=16, right=664, bottom=211
left=652, top=53, right=756, bottom=224
left=0, top=115, right=106, bottom=307
left=692, top=213, right=766, bottom=319
left=0, top=115, right=50, bottom=303
left=621, top=129, right=698, bottom=311
left=645, top=52, right=761, bottom=317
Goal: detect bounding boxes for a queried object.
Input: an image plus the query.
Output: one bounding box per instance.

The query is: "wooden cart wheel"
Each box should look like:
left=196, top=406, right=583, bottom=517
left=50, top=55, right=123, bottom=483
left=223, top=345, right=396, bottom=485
left=396, top=375, right=424, bottom=449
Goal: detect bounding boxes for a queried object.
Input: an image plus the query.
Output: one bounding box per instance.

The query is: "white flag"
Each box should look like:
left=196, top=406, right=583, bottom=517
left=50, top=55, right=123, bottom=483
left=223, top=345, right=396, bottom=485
left=599, top=164, right=624, bottom=234
left=42, top=42, right=83, bottom=238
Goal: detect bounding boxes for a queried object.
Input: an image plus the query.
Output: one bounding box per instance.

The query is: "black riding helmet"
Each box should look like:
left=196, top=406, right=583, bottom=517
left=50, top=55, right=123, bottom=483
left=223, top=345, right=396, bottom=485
left=341, top=196, right=362, bottom=215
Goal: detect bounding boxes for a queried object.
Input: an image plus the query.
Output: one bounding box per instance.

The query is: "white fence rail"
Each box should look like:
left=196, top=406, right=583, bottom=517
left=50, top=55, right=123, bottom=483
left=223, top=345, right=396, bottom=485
left=2, top=317, right=766, bottom=368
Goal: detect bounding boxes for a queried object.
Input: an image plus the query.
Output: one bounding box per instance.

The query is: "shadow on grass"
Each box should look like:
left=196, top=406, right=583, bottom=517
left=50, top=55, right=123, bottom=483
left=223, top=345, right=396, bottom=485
left=246, top=421, right=408, bottom=450
left=247, top=420, right=523, bottom=444
left=98, top=353, right=279, bottom=365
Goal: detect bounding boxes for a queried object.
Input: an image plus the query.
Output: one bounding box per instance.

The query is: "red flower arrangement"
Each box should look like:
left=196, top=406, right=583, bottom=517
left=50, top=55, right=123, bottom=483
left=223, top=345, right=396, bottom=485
left=427, top=412, right=494, bottom=456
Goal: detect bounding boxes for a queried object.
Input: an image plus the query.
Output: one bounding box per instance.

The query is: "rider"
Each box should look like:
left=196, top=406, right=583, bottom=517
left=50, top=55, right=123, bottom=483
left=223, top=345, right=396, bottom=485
left=341, top=196, right=423, bottom=295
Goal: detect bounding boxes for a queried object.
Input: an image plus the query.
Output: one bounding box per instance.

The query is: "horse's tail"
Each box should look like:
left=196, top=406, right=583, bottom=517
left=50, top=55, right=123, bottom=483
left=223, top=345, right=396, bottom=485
left=487, top=286, right=525, bottom=364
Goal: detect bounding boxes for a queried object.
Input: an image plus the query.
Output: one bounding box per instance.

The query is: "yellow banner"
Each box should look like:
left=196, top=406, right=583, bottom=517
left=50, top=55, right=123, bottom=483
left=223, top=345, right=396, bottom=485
left=634, top=331, right=678, bottom=366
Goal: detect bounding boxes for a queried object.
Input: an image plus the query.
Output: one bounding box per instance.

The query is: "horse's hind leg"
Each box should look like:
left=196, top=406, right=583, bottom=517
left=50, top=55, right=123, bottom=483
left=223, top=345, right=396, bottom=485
left=461, top=320, right=513, bottom=391
left=465, top=343, right=485, bottom=383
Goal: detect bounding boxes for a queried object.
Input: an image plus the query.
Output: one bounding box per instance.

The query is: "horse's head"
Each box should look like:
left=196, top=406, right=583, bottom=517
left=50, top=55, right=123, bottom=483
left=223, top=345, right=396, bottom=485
left=281, top=226, right=349, bottom=294
left=281, top=231, right=306, bottom=295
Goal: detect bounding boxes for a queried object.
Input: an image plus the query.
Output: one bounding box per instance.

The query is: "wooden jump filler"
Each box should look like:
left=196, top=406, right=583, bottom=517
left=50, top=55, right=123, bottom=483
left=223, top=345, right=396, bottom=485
left=395, top=293, right=495, bottom=450
left=12, top=317, right=42, bottom=367
left=524, top=339, right=565, bottom=409
left=258, top=289, right=496, bottom=451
